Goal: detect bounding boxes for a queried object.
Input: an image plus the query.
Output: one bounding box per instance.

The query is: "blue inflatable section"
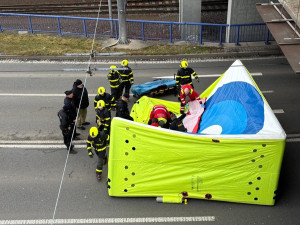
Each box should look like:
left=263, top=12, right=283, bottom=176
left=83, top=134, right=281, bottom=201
left=199, top=82, right=264, bottom=134
left=131, top=79, right=176, bottom=96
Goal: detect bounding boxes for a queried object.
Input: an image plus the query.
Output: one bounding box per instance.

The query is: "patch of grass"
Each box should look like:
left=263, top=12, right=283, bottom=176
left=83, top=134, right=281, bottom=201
left=0, top=33, right=221, bottom=56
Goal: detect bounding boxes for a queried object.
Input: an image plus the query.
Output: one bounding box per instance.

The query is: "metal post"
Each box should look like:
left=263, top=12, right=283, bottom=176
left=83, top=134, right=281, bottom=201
left=170, top=23, right=173, bottom=43
left=265, top=28, right=270, bottom=45
left=235, top=25, right=240, bottom=46
left=28, top=16, right=34, bottom=34
left=114, top=20, right=118, bottom=39
left=108, top=0, right=113, bottom=35
left=117, top=0, right=129, bottom=44
left=142, top=22, right=145, bottom=41
left=199, top=25, right=203, bottom=44
left=219, top=25, right=223, bottom=45
left=83, top=19, right=87, bottom=37
left=57, top=18, right=62, bottom=36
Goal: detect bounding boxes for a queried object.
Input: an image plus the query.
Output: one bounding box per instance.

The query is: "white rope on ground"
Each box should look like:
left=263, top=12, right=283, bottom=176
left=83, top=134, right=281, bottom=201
left=51, top=1, right=103, bottom=224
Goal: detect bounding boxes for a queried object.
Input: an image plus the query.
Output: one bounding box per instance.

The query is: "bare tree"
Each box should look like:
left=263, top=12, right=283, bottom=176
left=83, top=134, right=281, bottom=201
left=117, top=0, right=129, bottom=44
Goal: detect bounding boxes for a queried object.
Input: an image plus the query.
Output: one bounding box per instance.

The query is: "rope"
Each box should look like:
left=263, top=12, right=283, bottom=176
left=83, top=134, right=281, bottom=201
left=51, top=1, right=103, bottom=224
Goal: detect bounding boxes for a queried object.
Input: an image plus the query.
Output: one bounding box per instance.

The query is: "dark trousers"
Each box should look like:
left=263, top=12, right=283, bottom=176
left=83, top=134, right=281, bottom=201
left=62, top=130, right=72, bottom=150
left=111, top=87, right=121, bottom=105
left=120, top=82, right=131, bottom=96
left=95, top=150, right=107, bottom=175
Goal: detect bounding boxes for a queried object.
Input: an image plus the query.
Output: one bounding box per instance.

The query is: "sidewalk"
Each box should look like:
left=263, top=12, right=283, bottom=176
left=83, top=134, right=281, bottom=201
left=0, top=41, right=283, bottom=62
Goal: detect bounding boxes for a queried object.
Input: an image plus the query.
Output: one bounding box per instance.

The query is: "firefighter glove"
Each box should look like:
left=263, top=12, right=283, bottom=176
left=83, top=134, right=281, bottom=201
left=88, top=151, right=94, bottom=158
left=195, top=77, right=200, bottom=83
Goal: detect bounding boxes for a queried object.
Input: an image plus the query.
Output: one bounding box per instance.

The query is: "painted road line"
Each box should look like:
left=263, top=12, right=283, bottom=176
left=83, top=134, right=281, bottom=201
left=0, top=93, right=133, bottom=97
left=153, top=72, right=263, bottom=79
left=287, top=134, right=300, bottom=138
left=0, top=217, right=215, bottom=224
left=0, top=145, right=86, bottom=149
left=261, top=90, right=274, bottom=94
left=286, top=138, right=300, bottom=143
left=0, top=140, right=86, bottom=144
left=272, top=109, right=285, bottom=114
left=0, top=94, right=66, bottom=97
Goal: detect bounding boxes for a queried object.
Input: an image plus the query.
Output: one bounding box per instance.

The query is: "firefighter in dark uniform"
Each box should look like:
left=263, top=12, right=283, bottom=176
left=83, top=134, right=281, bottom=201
left=87, top=127, right=110, bottom=180
left=63, top=90, right=80, bottom=140
left=107, top=65, right=123, bottom=107
left=119, top=59, right=134, bottom=96
left=116, top=93, right=133, bottom=121
left=169, top=113, right=187, bottom=132
left=58, top=105, right=77, bottom=154
left=95, top=100, right=111, bottom=134
left=94, top=87, right=115, bottom=111
left=176, top=60, right=200, bottom=102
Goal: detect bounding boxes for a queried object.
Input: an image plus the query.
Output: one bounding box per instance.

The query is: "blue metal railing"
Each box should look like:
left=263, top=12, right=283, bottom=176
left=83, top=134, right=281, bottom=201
left=0, top=13, right=273, bottom=45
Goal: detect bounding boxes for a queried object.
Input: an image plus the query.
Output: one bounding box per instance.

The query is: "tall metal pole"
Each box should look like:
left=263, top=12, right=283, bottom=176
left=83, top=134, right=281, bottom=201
left=108, top=0, right=113, bottom=34
left=117, top=0, right=129, bottom=44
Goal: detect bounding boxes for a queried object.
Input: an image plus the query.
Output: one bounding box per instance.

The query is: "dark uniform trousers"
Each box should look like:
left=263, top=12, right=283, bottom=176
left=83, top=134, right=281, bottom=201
left=94, top=148, right=107, bottom=175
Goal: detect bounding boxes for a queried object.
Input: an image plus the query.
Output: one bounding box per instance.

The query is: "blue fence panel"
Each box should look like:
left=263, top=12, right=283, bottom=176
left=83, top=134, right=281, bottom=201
left=229, top=23, right=275, bottom=45
left=0, top=13, right=273, bottom=45
left=0, top=14, right=31, bottom=32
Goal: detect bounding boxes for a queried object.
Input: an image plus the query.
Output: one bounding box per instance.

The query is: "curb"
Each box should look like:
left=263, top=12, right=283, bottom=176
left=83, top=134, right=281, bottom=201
left=0, top=48, right=283, bottom=62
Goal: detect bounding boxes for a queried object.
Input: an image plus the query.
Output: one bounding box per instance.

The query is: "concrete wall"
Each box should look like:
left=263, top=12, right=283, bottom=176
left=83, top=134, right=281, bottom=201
left=179, top=0, right=201, bottom=23
left=227, top=0, right=280, bottom=25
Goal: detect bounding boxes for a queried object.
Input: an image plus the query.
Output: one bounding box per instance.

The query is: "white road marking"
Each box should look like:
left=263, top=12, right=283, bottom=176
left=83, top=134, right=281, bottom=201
left=286, top=138, right=300, bottom=143
left=153, top=72, right=263, bottom=79
left=0, top=93, right=134, bottom=97
left=0, top=216, right=215, bottom=224
left=0, top=140, right=85, bottom=144
left=261, top=90, right=274, bottom=94
left=272, top=109, right=285, bottom=114
left=0, top=145, right=86, bottom=149
left=0, top=94, right=66, bottom=97
left=287, top=134, right=300, bottom=138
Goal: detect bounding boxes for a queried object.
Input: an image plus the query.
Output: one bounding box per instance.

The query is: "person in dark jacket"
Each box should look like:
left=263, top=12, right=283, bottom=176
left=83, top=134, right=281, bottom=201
left=95, top=100, right=111, bottom=134
left=86, top=127, right=110, bottom=180
left=116, top=93, right=133, bottom=121
left=72, top=79, right=90, bottom=130
left=94, top=87, right=115, bottom=111
left=63, top=90, right=80, bottom=139
left=169, top=113, right=187, bottom=132
left=58, top=107, right=77, bottom=154
left=107, top=65, right=123, bottom=107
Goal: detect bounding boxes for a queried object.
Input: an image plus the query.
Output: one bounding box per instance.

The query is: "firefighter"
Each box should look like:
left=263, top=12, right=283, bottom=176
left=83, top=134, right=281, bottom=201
left=176, top=60, right=199, bottom=87
left=148, top=104, right=171, bottom=128
left=95, top=100, right=111, bottom=134
left=86, top=127, right=110, bottom=180
left=94, top=87, right=115, bottom=111
left=119, top=59, right=134, bottom=97
left=179, top=84, right=206, bottom=114
left=116, top=93, right=133, bottom=121
left=107, top=65, right=123, bottom=107
left=58, top=106, right=77, bottom=154
left=176, top=61, right=200, bottom=102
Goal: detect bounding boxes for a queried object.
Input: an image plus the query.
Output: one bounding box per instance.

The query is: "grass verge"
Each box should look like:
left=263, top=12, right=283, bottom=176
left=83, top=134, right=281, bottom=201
left=0, top=33, right=222, bottom=56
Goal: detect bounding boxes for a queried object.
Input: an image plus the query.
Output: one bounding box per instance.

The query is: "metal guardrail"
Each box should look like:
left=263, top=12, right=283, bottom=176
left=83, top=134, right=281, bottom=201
left=0, top=13, right=273, bottom=45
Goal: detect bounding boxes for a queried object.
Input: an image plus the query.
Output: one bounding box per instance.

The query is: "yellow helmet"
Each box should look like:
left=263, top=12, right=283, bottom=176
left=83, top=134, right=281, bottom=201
left=89, top=127, right=98, bottom=137
left=97, top=100, right=105, bottom=108
left=180, top=60, right=188, bottom=68
left=98, top=87, right=106, bottom=95
left=110, top=65, right=117, bottom=71
left=121, top=59, right=128, bottom=66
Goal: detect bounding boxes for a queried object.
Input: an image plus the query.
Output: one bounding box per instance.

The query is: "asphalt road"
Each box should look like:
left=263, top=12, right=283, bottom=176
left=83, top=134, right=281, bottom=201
left=0, top=57, right=299, bottom=225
